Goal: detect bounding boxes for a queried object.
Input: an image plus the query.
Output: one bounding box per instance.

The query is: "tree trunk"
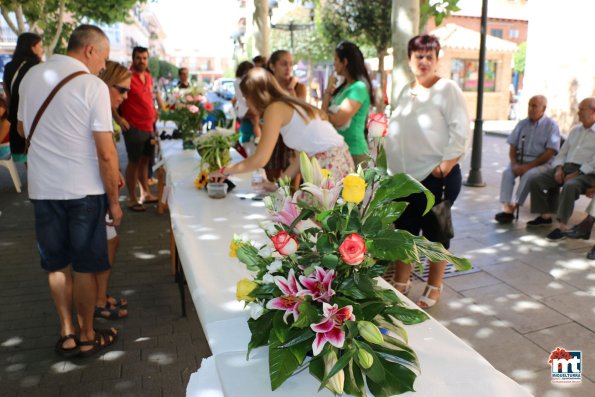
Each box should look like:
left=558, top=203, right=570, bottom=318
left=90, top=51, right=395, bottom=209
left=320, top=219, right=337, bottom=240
left=45, top=0, right=66, bottom=57
left=0, top=7, right=19, bottom=34
left=253, top=0, right=270, bottom=58
left=377, top=48, right=387, bottom=113
left=390, top=0, right=419, bottom=112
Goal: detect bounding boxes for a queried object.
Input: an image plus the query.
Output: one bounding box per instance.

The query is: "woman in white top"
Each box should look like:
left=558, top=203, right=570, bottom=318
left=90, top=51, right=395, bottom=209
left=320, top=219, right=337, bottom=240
left=209, top=67, right=353, bottom=183
left=384, top=34, right=469, bottom=308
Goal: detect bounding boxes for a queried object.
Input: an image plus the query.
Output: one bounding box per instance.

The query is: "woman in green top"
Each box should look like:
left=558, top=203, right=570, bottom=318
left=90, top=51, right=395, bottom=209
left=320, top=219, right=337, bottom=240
left=322, top=41, right=374, bottom=166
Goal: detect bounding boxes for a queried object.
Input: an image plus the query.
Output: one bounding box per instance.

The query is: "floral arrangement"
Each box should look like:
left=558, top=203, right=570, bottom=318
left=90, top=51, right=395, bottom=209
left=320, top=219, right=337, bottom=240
left=194, top=127, right=239, bottom=173
left=232, top=151, right=471, bottom=396
left=160, top=85, right=216, bottom=148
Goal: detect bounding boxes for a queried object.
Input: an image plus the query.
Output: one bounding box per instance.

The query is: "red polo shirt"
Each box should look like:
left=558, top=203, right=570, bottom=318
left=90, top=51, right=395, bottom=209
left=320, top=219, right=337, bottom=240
left=120, top=69, right=155, bottom=132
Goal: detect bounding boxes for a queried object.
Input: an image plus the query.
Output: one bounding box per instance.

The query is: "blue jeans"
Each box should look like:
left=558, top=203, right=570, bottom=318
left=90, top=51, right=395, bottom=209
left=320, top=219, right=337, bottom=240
left=32, top=195, right=110, bottom=273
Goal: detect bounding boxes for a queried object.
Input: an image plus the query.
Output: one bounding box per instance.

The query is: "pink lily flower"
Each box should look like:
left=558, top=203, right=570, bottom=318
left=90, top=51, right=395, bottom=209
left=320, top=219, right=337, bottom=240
left=301, top=181, right=343, bottom=211
left=297, top=266, right=336, bottom=302
left=266, top=269, right=304, bottom=322
left=310, top=303, right=355, bottom=356
left=272, top=197, right=300, bottom=227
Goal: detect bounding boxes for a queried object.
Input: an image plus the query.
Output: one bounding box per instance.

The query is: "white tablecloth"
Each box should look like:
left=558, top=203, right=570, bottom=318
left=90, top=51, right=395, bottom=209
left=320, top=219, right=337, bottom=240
left=159, top=141, right=531, bottom=397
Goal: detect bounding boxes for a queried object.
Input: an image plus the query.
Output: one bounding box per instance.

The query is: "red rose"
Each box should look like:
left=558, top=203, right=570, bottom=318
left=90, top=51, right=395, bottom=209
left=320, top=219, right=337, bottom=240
left=271, top=231, right=299, bottom=256
left=339, top=233, right=367, bottom=265
left=205, top=102, right=215, bottom=112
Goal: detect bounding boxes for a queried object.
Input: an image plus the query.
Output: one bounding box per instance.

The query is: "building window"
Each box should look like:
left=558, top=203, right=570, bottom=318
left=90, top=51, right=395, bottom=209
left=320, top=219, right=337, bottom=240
left=509, top=29, right=519, bottom=39
left=490, top=28, right=503, bottom=38
left=451, top=59, right=497, bottom=93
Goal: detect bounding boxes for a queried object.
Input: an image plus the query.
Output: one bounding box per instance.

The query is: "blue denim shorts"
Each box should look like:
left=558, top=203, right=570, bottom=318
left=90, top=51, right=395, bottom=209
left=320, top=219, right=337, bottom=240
left=31, top=195, right=110, bottom=273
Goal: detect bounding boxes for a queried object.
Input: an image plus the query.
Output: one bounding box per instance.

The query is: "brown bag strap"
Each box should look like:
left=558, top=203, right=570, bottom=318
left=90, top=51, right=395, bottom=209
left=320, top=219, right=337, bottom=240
left=25, top=70, right=88, bottom=153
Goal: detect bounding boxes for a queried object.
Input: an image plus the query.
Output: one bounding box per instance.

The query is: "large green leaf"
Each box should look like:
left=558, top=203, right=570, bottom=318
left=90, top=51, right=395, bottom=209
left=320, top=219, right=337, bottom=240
left=321, top=254, right=339, bottom=269
left=366, top=230, right=420, bottom=262
left=269, top=328, right=302, bottom=390
left=373, top=201, right=409, bottom=227
left=236, top=244, right=267, bottom=271
left=343, top=360, right=367, bottom=397
left=339, top=278, right=371, bottom=300
left=362, top=215, right=382, bottom=237
left=251, top=283, right=277, bottom=300
left=292, top=301, right=322, bottom=329
left=359, top=301, right=386, bottom=321
left=369, top=173, right=434, bottom=215
left=279, top=328, right=314, bottom=348
left=354, top=341, right=386, bottom=384
left=247, top=310, right=275, bottom=357
left=373, top=344, right=419, bottom=371
left=365, top=355, right=417, bottom=396
left=411, top=236, right=472, bottom=271
left=383, top=306, right=429, bottom=326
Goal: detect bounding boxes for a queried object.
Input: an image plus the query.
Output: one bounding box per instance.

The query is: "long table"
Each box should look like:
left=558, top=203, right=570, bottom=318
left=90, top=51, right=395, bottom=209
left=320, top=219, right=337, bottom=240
left=159, top=140, right=532, bottom=397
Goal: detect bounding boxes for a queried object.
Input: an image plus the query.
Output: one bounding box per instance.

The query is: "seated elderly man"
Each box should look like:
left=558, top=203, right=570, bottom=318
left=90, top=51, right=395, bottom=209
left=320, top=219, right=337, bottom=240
left=495, top=95, right=561, bottom=223
left=527, top=97, right=595, bottom=241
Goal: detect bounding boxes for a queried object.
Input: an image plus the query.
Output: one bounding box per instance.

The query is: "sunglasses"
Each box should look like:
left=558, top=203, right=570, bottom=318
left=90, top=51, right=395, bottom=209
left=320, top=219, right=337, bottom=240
left=112, top=85, right=130, bottom=94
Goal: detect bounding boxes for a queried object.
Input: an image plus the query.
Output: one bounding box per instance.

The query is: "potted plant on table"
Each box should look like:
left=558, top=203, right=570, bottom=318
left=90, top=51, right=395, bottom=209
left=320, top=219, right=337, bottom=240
left=232, top=151, right=471, bottom=396
left=194, top=127, right=239, bottom=198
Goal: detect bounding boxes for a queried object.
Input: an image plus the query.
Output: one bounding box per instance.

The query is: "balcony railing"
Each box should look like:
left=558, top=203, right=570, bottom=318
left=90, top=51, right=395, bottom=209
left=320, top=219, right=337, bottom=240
left=0, top=26, right=18, bottom=43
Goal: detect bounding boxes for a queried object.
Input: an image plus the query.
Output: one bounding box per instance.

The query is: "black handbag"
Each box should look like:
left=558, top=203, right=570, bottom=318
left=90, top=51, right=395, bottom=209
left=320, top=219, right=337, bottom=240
left=425, top=169, right=454, bottom=242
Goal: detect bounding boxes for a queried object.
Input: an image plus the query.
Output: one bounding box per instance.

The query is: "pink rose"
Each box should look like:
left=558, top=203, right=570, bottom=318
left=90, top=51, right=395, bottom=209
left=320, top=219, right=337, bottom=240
left=204, top=102, right=214, bottom=112
left=185, top=95, right=194, bottom=102
left=338, top=233, right=367, bottom=265
left=271, top=231, right=299, bottom=256
left=194, top=95, right=204, bottom=102
left=188, top=105, right=199, bottom=113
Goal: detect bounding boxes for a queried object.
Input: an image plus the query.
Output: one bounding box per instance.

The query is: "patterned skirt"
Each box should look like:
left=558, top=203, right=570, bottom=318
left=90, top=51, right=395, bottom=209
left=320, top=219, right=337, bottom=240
left=314, top=144, right=354, bottom=180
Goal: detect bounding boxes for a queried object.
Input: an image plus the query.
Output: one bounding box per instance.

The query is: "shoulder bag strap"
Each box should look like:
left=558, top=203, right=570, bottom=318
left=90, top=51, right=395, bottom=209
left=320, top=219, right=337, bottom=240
left=25, top=70, right=88, bottom=153
left=9, top=61, right=27, bottom=95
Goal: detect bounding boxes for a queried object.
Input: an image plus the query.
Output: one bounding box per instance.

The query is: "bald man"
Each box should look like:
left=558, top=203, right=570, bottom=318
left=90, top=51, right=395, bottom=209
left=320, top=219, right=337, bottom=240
left=528, top=97, right=595, bottom=241
left=495, top=95, right=561, bottom=223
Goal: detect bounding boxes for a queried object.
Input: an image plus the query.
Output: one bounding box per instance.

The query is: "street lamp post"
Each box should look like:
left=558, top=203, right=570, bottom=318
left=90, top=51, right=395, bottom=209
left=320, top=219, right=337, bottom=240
left=268, top=0, right=315, bottom=54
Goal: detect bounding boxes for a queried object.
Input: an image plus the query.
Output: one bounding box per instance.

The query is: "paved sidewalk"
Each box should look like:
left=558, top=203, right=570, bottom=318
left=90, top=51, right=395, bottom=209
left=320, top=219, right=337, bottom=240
left=0, top=141, right=211, bottom=397
left=1, top=133, right=593, bottom=397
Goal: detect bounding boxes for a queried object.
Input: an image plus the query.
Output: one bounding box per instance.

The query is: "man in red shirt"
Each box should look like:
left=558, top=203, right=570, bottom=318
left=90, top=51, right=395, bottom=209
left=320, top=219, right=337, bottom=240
left=115, top=46, right=158, bottom=211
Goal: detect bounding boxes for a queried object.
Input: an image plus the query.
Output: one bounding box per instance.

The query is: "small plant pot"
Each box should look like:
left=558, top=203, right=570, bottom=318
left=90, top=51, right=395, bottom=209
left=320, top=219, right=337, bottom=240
left=207, top=182, right=228, bottom=199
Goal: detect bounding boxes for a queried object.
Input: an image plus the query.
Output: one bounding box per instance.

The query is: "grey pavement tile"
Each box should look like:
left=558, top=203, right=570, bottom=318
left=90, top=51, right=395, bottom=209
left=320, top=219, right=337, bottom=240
left=80, top=362, right=122, bottom=382
left=100, top=349, right=142, bottom=366
left=525, top=323, right=595, bottom=381
left=443, top=270, right=502, bottom=292
left=121, top=361, right=160, bottom=378
left=517, top=367, right=594, bottom=397
left=481, top=261, right=578, bottom=299
left=101, top=376, right=142, bottom=396
left=141, top=346, right=178, bottom=366
left=542, top=291, right=595, bottom=332
left=461, top=283, right=572, bottom=334
left=59, top=380, right=106, bottom=397
left=439, top=313, right=550, bottom=379
left=16, top=387, right=60, bottom=397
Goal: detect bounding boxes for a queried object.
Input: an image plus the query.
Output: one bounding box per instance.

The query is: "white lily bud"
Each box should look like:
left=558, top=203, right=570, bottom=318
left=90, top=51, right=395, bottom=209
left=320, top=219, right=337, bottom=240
left=323, top=350, right=344, bottom=395
left=299, top=152, right=313, bottom=183
left=250, top=303, right=264, bottom=320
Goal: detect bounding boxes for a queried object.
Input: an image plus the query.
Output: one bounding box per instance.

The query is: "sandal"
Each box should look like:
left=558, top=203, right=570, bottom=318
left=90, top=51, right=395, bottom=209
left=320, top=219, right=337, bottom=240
left=94, top=303, right=128, bottom=320
left=78, top=328, right=118, bottom=358
left=106, top=294, right=128, bottom=308
left=390, top=279, right=411, bottom=295
left=142, top=195, right=159, bottom=204
left=127, top=202, right=146, bottom=212
left=416, top=284, right=443, bottom=309
left=54, top=334, right=80, bottom=358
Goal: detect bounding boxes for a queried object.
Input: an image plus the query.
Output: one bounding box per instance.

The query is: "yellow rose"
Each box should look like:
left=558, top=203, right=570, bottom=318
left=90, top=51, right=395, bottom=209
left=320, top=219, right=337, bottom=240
left=342, top=174, right=367, bottom=204
left=229, top=240, right=239, bottom=257
left=236, top=279, right=258, bottom=302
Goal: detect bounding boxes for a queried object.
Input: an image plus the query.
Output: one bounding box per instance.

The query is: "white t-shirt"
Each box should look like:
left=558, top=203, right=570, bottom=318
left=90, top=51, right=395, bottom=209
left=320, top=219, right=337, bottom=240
left=384, top=78, right=470, bottom=181
left=280, top=108, right=345, bottom=156
left=18, top=55, right=113, bottom=200
left=233, top=78, right=249, bottom=118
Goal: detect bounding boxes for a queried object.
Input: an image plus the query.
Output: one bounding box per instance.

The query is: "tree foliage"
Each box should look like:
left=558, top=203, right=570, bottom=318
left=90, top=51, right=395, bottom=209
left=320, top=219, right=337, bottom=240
left=513, top=41, right=526, bottom=74
left=148, top=57, right=179, bottom=81
left=0, top=0, right=145, bottom=55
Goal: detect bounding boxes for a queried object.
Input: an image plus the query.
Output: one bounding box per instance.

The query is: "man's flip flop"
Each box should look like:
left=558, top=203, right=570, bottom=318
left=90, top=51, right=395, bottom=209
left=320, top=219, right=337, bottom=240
left=127, top=203, right=146, bottom=212
left=94, top=303, right=128, bottom=320
left=107, top=294, right=128, bottom=308
left=54, top=334, right=80, bottom=358
left=143, top=197, right=159, bottom=204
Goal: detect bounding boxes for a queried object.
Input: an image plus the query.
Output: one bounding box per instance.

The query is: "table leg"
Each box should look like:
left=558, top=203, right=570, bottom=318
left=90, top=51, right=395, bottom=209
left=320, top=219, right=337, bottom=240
left=157, top=167, right=167, bottom=215
left=174, top=245, right=187, bottom=317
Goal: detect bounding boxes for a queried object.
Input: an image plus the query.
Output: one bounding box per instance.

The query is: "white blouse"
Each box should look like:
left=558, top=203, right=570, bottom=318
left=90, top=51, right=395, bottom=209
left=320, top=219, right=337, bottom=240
left=384, top=78, right=470, bottom=181
left=280, top=108, right=345, bottom=156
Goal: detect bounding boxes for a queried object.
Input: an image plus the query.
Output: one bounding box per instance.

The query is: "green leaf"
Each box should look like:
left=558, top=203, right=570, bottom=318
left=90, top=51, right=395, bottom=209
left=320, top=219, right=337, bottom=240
left=362, top=215, right=382, bottom=237
left=384, top=306, right=429, bottom=326
left=354, top=341, right=386, bottom=384
left=411, top=236, right=472, bottom=272
left=359, top=301, right=387, bottom=321
left=251, top=283, right=277, bottom=300
left=369, top=173, right=434, bottom=215
left=321, top=254, right=339, bottom=269
left=376, top=144, right=387, bottom=170
left=366, top=229, right=421, bottom=262
left=344, top=360, right=367, bottom=397
left=319, top=347, right=356, bottom=391
left=236, top=244, right=266, bottom=271
left=365, top=355, right=417, bottom=396
left=292, top=301, right=322, bottom=329
left=374, top=201, right=409, bottom=227
left=247, top=310, right=275, bottom=357
left=339, top=278, right=369, bottom=300
left=373, top=344, right=419, bottom=371
left=272, top=311, right=290, bottom=343
left=279, top=328, right=315, bottom=348
left=269, top=327, right=302, bottom=390
left=315, top=233, right=332, bottom=253
left=375, top=288, right=401, bottom=304
left=309, top=355, right=325, bottom=383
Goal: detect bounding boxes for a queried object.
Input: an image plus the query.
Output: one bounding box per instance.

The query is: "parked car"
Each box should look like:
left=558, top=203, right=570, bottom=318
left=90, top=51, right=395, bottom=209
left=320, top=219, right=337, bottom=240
left=212, top=78, right=235, bottom=100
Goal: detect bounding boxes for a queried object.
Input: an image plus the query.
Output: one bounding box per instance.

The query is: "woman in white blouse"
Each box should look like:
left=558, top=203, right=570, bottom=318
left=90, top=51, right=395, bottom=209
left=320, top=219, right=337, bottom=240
left=384, top=34, right=469, bottom=308
left=209, top=67, right=353, bottom=183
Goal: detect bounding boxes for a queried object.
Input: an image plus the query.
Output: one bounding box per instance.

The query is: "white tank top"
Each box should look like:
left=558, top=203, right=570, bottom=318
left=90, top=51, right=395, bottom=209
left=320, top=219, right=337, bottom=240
left=280, top=108, right=345, bottom=156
